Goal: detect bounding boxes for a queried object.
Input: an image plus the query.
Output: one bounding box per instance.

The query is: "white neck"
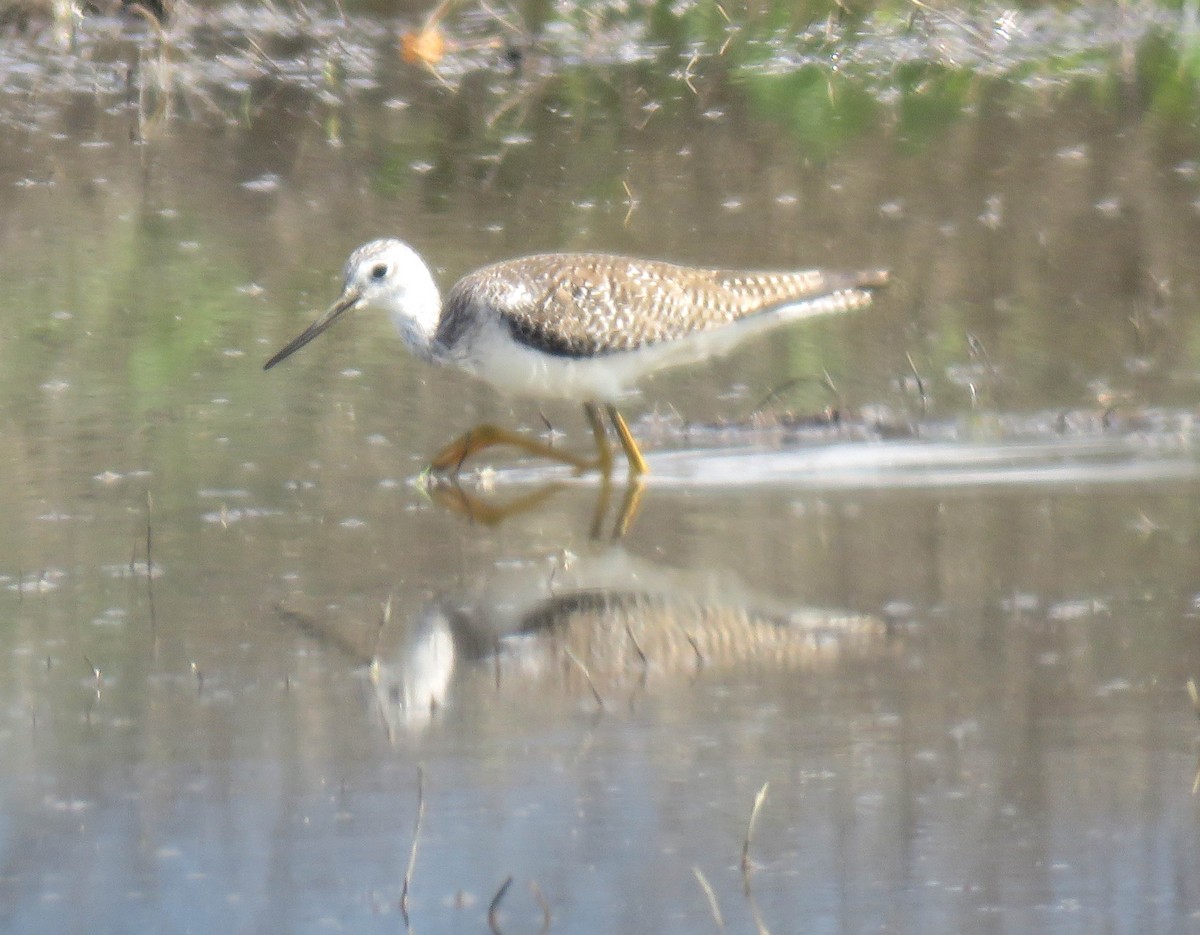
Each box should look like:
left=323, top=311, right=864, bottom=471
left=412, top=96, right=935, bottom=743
left=387, top=260, right=443, bottom=364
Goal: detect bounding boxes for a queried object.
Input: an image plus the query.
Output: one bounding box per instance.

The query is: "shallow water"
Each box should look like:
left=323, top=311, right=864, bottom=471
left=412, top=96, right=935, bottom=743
left=3, top=5, right=1200, bottom=933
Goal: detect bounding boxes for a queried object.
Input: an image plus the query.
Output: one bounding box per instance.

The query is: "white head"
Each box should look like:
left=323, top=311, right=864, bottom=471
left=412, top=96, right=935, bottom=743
left=263, top=238, right=443, bottom=370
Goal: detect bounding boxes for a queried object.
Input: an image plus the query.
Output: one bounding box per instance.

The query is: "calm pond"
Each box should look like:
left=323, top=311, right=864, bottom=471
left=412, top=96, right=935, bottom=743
left=2, top=2, right=1200, bottom=932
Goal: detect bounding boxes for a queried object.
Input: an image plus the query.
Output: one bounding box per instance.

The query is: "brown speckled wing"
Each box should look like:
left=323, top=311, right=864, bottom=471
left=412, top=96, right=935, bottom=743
left=437, top=254, right=888, bottom=359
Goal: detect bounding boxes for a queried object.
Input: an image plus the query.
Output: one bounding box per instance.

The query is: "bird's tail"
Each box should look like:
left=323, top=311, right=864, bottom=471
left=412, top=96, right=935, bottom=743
left=854, top=269, right=890, bottom=290
left=772, top=268, right=890, bottom=325
left=827, top=269, right=889, bottom=293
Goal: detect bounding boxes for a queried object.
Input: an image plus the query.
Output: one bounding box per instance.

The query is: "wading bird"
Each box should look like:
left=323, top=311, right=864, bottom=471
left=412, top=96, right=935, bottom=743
left=264, top=239, right=888, bottom=475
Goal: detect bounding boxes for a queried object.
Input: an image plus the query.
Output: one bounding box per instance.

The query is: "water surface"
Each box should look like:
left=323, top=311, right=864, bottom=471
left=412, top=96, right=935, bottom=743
left=2, top=5, right=1200, bottom=933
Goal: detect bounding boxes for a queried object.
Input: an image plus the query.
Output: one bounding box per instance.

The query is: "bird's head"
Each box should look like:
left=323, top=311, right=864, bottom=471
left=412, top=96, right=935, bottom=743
left=263, top=238, right=441, bottom=370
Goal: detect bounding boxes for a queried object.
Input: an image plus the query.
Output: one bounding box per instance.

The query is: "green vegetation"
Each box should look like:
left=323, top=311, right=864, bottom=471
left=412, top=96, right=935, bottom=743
left=3, top=0, right=1200, bottom=433
left=4, top=0, right=1200, bottom=140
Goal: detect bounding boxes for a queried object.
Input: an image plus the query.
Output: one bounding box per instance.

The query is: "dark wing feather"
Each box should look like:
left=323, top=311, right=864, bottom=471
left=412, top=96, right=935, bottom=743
left=437, top=254, right=888, bottom=359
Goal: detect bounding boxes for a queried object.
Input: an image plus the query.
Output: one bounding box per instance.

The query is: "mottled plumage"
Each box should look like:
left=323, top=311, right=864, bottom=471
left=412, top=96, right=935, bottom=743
left=512, top=590, right=885, bottom=672
left=264, top=238, right=889, bottom=475
left=438, top=253, right=887, bottom=357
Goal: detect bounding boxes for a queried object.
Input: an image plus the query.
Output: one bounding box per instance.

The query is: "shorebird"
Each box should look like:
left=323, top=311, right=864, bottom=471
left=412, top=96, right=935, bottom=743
left=264, top=239, right=888, bottom=475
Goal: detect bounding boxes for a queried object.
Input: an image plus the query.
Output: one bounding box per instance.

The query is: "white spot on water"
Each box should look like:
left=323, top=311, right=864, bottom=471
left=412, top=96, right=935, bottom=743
left=240, top=173, right=280, bottom=192
left=1046, top=598, right=1109, bottom=620
left=92, top=608, right=129, bottom=627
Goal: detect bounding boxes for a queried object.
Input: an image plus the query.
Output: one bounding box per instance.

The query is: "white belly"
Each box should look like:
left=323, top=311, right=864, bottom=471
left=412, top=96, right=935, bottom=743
left=450, top=318, right=727, bottom=402
left=438, top=290, right=868, bottom=403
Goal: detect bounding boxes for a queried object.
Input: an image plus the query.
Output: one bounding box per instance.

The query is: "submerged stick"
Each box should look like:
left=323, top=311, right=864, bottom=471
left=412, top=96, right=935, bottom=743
left=145, top=490, right=154, bottom=579
left=741, top=781, right=769, bottom=878
left=529, top=880, right=551, bottom=935
left=624, top=622, right=648, bottom=669
left=371, top=594, right=393, bottom=667
left=487, top=875, right=514, bottom=935
left=1189, top=680, right=1200, bottom=795
left=905, top=351, right=928, bottom=417
left=820, top=368, right=842, bottom=410
left=741, top=782, right=772, bottom=935
left=749, top=377, right=805, bottom=417
left=692, top=865, right=725, bottom=930
left=145, top=490, right=158, bottom=638
left=400, top=764, right=425, bottom=925
left=563, top=648, right=604, bottom=710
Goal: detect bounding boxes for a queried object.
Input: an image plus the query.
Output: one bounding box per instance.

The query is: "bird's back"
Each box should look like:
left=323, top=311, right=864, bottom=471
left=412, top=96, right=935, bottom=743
left=436, top=254, right=888, bottom=359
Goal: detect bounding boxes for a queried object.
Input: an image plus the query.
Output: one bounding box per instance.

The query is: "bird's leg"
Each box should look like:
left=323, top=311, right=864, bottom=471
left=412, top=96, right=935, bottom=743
left=612, top=477, right=646, bottom=537
left=429, top=424, right=593, bottom=474
left=427, top=405, right=636, bottom=476
left=584, top=470, right=647, bottom=539
left=583, top=402, right=614, bottom=477
left=606, top=405, right=649, bottom=475
left=585, top=474, right=644, bottom=539
left=587, top=473, right=614, bottom=540
left=426, top=478, right=568, bottom=526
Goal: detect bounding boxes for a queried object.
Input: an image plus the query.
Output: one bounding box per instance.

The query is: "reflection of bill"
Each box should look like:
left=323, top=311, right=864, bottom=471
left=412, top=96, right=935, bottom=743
left=277, top=547, right=889, bottom=737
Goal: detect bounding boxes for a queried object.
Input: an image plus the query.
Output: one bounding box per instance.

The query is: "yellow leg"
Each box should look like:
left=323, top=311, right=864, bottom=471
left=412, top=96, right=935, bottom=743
left=587, top=475, right=645, bottom=540
left=429, top=423, right=593, bottom=474
left=606, top=405, right=649, bottom=475
left=612, top=477, right=646, bottom=538
left=429, top=408, right=642, bottom=477
left=588, top=474, right=614, bottom=540
left=426, top=472, right=646, bottom=536
left=583, top=402, right=614, bottom=476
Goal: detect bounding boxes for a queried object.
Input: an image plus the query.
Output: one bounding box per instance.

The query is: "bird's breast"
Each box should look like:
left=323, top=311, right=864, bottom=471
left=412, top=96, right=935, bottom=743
left=451, top=318, right=638, bottom=402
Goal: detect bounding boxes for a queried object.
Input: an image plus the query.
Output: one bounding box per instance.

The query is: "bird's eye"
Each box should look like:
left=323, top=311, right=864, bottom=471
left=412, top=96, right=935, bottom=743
left=371, top=263, right=388, bottom=281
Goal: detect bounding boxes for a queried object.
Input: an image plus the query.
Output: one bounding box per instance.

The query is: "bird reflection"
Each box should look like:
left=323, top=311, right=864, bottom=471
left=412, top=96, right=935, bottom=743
left=427, top=473, right=645, bottom=538
left=276, top=547, right=890, bottom=740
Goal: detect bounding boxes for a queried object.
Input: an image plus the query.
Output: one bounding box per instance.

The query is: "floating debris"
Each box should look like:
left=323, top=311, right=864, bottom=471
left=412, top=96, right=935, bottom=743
left=1046, top=598, right=1111, bottom=621
left=102, top=561, right=163, bottom=580
left=240, top=173, right=281, bottom=192
left=201, top=506, right=281, bottom=525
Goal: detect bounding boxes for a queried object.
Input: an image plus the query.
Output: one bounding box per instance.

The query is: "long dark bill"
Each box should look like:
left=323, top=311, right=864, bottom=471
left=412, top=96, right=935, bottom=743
left=263, top=287, right=362, bottom=370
